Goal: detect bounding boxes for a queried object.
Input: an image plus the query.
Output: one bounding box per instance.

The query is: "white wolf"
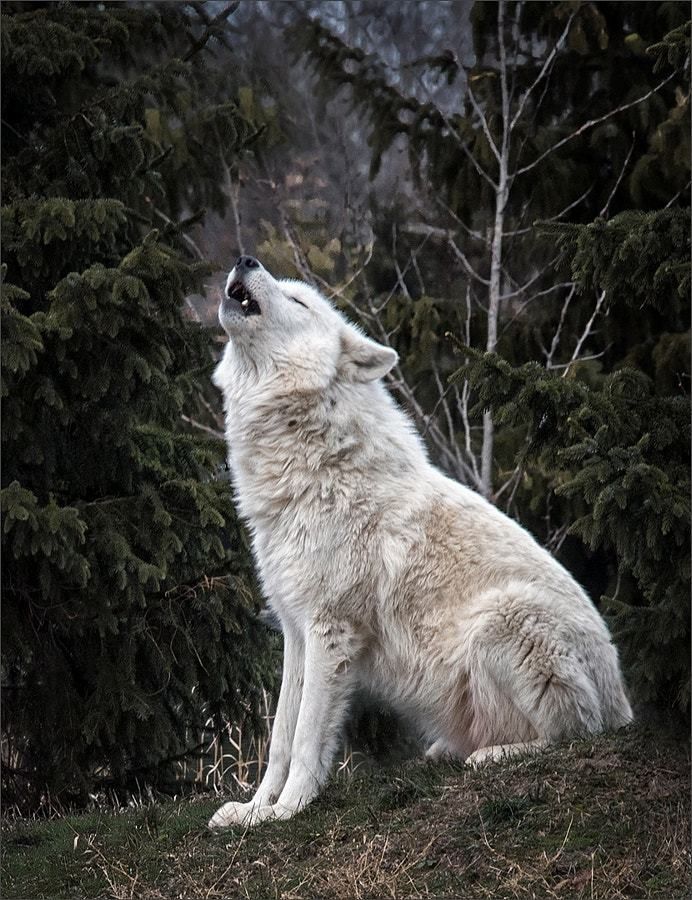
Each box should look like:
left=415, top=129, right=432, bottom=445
left=208, top=256, right=632, bottom=829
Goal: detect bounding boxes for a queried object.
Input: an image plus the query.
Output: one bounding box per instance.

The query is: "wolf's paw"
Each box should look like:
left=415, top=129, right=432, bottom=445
left=466, top=740, right=546, bottom=768
left=425, top=738, right=467, bottom=763
left=208, top=800, right=277, bottom=829
left=425, top=739, right=459, bottom=762
left=465, top=746, right=499, bottom=768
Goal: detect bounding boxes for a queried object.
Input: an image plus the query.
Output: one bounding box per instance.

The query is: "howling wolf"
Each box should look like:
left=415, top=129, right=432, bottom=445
left=208, top=256, right=632, bottom=828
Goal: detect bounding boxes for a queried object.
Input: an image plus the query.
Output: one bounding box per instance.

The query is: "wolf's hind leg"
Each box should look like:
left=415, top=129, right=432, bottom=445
left=468, top=594, right=606, bottom=763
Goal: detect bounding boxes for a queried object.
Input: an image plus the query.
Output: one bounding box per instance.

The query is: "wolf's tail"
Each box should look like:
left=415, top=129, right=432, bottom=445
left=467, top=589, right=633, bottom=745
left=588, top=639, right=633, bottom=730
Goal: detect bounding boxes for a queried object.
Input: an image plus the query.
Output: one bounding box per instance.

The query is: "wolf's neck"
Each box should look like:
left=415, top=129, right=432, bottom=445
left=222, top=373, right=430, bottom=516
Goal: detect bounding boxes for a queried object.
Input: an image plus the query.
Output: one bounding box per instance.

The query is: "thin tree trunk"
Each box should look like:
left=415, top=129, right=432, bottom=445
left=480, top=0, right=510, bottom=501
left=480, top=173, right=507, bottom=497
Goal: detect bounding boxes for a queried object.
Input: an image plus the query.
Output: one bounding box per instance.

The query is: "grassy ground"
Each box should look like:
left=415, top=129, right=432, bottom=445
left=2, top=726, right=689, bottom=900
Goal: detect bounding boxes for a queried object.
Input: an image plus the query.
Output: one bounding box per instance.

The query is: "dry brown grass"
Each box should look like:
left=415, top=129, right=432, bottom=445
left=3, top=726, right=690, bottom=900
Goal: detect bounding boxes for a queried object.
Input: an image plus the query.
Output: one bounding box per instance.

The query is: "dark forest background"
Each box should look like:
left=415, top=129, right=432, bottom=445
left=2, top=0, right=689, bottom=811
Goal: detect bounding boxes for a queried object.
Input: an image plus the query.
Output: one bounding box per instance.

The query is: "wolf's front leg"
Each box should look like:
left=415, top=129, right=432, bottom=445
left=208, top=623, right=304, bottom=829
left=268, top=621, right=360, bottom=821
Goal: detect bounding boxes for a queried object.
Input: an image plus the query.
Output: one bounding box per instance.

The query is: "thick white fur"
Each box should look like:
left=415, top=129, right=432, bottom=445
left=208, top=260, right=632, bottom=828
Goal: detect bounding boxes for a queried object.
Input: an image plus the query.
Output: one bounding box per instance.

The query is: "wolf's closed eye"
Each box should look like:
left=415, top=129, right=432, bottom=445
left=289, top=296, right=309, bottom=309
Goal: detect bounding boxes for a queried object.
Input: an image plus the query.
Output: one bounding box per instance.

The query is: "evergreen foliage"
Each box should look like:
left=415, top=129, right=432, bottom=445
left=2, top=2, right=276, bottom=808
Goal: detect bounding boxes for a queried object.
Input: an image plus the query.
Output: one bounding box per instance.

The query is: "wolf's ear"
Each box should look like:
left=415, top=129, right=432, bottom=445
left=338, top=328, right=398, bottom=383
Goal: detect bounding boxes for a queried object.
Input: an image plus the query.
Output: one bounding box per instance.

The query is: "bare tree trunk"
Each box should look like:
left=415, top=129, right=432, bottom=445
left=481, top=170, right=509, bottom=497
left=480, top=0, right=510, bottom=500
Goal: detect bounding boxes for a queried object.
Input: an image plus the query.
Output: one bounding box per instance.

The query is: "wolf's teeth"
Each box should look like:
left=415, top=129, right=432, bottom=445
left=241, top=299, right=249, bottom=307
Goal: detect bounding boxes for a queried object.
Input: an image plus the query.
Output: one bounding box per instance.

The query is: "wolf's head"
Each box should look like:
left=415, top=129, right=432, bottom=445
left=218, top=256, right=398, bottom=389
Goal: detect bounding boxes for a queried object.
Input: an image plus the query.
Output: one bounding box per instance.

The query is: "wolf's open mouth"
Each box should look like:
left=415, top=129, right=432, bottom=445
left=228, top=280, right=261, bottom=316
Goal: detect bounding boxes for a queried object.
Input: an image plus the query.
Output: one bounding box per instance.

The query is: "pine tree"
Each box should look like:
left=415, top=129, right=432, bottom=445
left=2, top=2, right=276, bottom=808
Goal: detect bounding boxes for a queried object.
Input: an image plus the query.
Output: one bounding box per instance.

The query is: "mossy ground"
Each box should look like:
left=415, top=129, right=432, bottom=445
left=2, top=726, right=689, bottom=899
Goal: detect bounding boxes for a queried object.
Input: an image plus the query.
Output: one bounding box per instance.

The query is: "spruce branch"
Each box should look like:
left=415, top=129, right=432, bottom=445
left=183, top=2, right=239, bottom=62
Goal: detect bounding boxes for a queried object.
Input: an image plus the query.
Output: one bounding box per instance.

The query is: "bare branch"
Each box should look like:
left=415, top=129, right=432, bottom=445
left=146, top=201, right=205, bottom=260
left=454, top=284, right=483, bottom=489
left=475, top=0, right=513, bottom=498
left=455, top=380, right=482, bottom=489
left=409, top=244, right=426, bottom=296
left=497, top=0, right=510, bottom=150
left=392, top=225, right=413, bottom=299
left=458, top=135, right=500, bottom=192
left=509, top=11, right=577, bottom=131
left=552, top=350, right=607, bottom=371
left=467, top=82, right=501, bottom=164
left=431, top=361, right=465, bottom=470
left=402, top=223, right=455, bottom=240
left=448, top=238, right=490, bottom=286
left=543, top=283, right=577, bottom=369
left=227, top=171, right=244, bottom=256
left=663, top=179, right=691, bottom=210
left=599, top=132, right=636, bottom=218
left=372, top=234, right=431, bottom=315
left=279, top=213, right=318, bottom=285
left=502, top=182, right=595, bottom=237
left=508, top=0, right=525, bottom=108
left=213, top=122, right=245, bottom=254
left=433, top=197, right=485, bottom=243
left=324, top=244, right=375, bottom=305
left=500, top=281, right=574, bottom=340
left=494, top=459, right=524, bottom=505
left=561, top=289, right=607, bottom=377
left=184, top=297, right=202, bottom=323
left=414, top=71, right=499, bottom=190
left=480, top=410, right=494, bottom=498
left=181, top=414, right=224, bottom=440
left=401, top=224, right=488, bottom=285
left=497, top=255, right=561, bottom=302
left=516, top=70, right=680, bottom=177
left=464, top=282, right=473, bottom=348
left=390, top=367, right=475, bottom=483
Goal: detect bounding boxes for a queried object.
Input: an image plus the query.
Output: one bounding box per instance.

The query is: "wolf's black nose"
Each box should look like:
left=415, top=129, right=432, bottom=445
left=236, top=256, right=260, bottom=270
